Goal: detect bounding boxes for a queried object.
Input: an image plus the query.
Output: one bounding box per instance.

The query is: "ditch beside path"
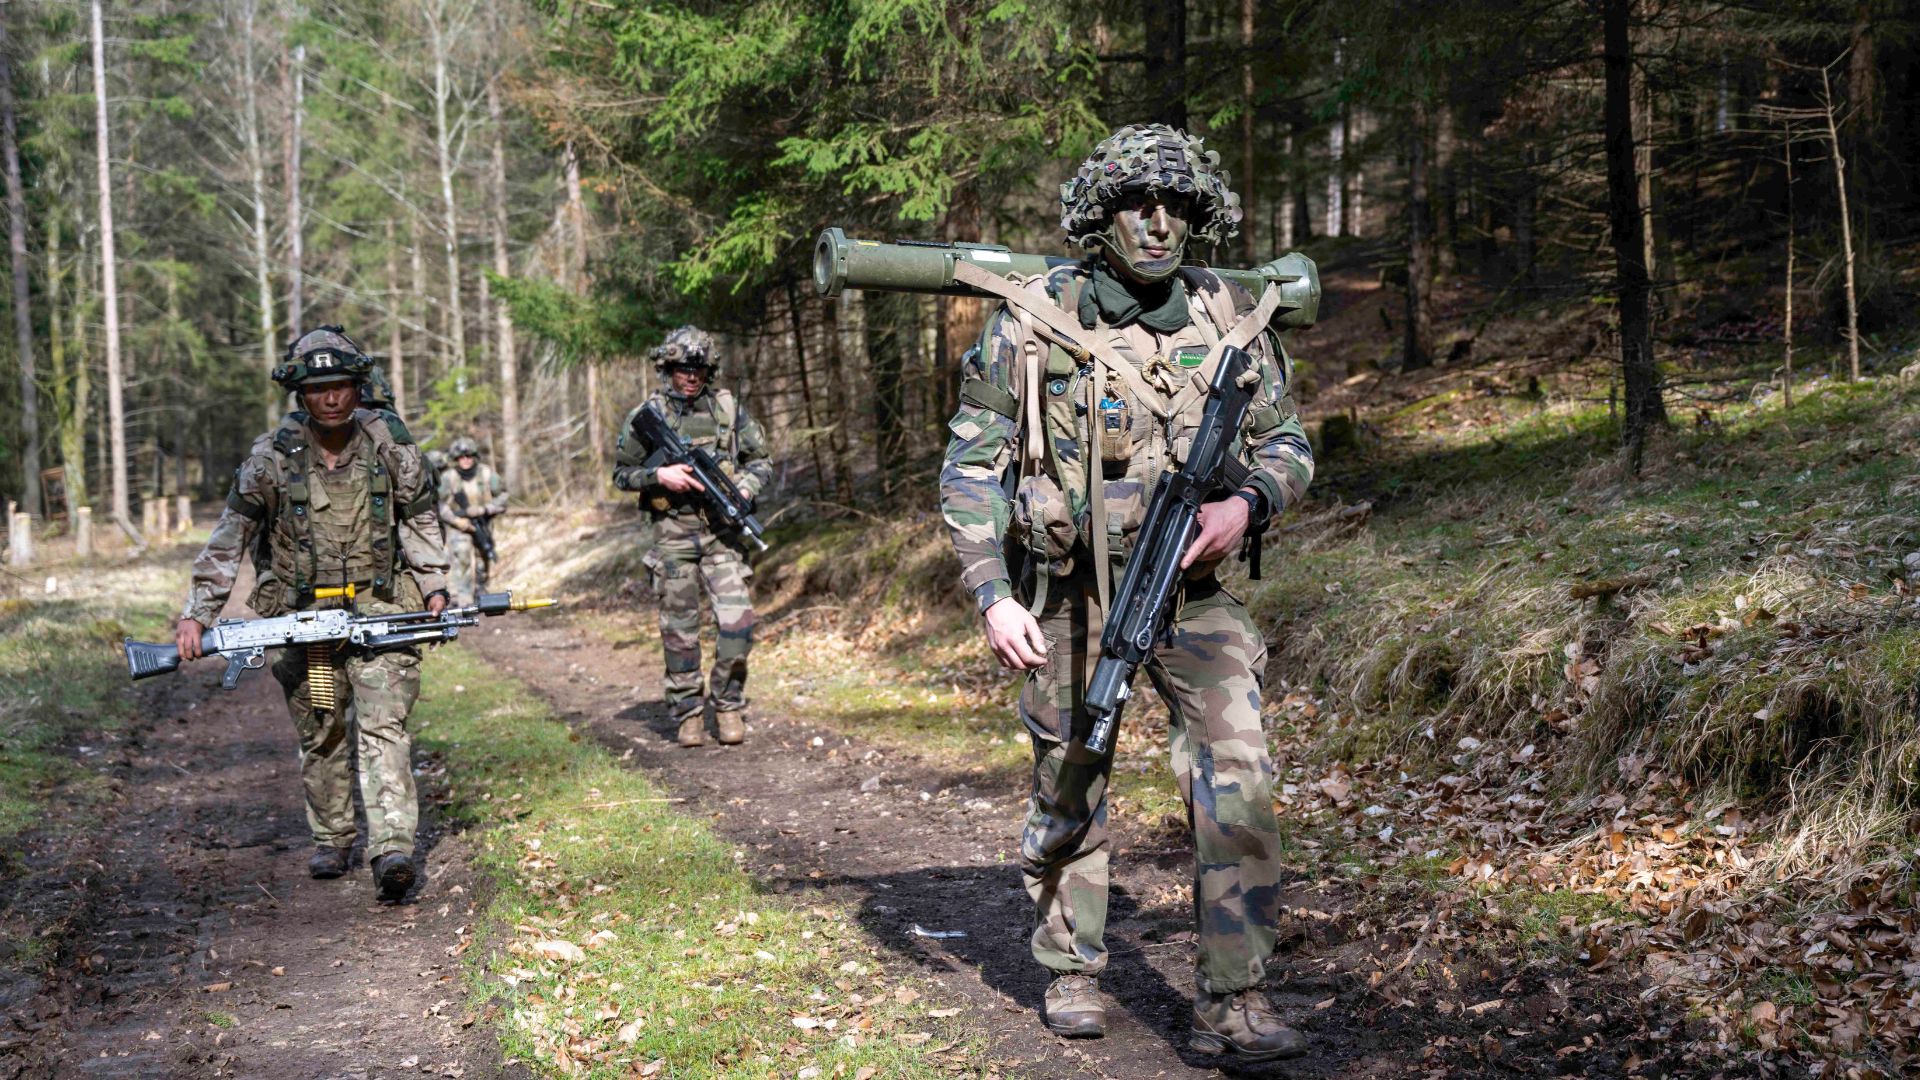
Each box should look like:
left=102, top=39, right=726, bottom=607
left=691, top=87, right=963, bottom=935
left=470, top=614, right=1685, bottom=1079
left=4, top=643, right=528, bottom=1080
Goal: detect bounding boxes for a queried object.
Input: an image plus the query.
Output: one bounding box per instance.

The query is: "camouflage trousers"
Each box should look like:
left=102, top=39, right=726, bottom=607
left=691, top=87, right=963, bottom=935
left=445, top=528, right=490, bottom=605
left=271, top=597, right=423, bottom=858
left=644, top=515, right=755, bottom=721
left=1018, top=571, right=1283, bottom=994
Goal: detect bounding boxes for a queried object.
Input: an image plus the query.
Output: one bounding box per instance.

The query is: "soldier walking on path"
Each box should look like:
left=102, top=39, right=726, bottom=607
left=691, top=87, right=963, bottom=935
left=613, top=326, right=772, bottom=748
left=174, top=327, right=451, bottom=902
left=937, top=125, right=1316, bottom=1060
left=437, top=437, right=508, bottom=605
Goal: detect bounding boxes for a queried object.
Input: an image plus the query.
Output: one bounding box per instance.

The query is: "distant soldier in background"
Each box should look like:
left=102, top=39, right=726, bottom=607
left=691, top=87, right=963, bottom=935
left=612, top=326, right=771, bottom=748
left=437, top=438, right=507, bottom=605
left=176, top=327, right=449, bottom=901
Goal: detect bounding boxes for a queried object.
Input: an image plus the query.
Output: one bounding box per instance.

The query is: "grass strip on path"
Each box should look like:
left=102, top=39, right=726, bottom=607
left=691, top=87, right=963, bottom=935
left=414, top=646, right=995, bottom=1079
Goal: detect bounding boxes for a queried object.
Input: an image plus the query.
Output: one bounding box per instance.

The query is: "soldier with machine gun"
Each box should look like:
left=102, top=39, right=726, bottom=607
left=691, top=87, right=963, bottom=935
left=174, top=327, right=452, bottom=902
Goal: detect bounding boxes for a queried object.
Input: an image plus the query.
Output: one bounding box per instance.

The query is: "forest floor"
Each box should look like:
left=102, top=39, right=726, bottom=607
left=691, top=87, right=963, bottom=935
left=0, top=540, right=528, bottom=1080
left=466, top=602, right=1710, bottom=1079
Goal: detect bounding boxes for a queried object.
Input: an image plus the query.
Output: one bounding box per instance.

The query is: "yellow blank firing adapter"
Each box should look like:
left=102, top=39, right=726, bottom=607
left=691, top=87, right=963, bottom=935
left=513, top=597, right=557, bottom=611
left=314, top=584, right=358, bottom=601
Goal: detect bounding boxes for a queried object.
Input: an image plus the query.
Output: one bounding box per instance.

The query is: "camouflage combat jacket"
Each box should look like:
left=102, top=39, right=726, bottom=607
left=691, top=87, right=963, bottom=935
left=938, top=262, right=1315, bottom=612
left=184, top=410, right=450, bottom=625
left=437, top=462, right=508, bottom=534
left=612, top=387, right=772, bottom=520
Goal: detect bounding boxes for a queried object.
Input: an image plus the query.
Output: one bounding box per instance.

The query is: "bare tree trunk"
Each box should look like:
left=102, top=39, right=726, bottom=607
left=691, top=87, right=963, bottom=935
left=937, top=185, right=982, bottom=422
left=91, top=0, right=137, bottom=542
left=427, top=2, right=466, bottom=377
left=564, top=144, right=602, bottom=472
left=1821, top=65, right=1860, bottom=382
left=1434, top=101, right=1457, bottom=273
left=1, top=12, right=41, bottom=515
left=1604, top=0, right=1666, bottom=462
left=282, top=42, right=305, bottom=334
left=48, top=207, right=86, bottom=516
left=824, top=295, right=853, bottom=502
left=485, top=4, right=520, bottom=490
left=1782, top=138, right=1795, bottom=410
left=408, top=212, right=428, bottom=387
left=1239, top=0, right=1256, bottom=265
left=785, top=279, right=829, bottom=492
left=1143, top=0, right=1186, bottom=130
left=241, top=0, right=277, bottom=426
left=384, top=216, right=407, bottom=415
left=1403, top=101, right=1435, bottom=371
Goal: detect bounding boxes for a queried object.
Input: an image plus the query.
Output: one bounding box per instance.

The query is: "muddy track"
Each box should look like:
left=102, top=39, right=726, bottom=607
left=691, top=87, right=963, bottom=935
left=2, top=635, right=529, bottom=1079
left=472, top=613, right=1692, bottom=1079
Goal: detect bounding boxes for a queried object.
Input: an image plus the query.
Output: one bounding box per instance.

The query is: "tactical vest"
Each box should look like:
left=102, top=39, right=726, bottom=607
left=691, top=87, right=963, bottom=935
left=990, top=265, right=1295, bottom=588
left=645, top=388, right=740, bottom=515
left=238, top=412, right=426, bottom=616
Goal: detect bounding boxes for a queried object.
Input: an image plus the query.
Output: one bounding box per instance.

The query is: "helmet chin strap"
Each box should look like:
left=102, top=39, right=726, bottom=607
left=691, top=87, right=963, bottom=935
left=1093, top=229, right=1186, bottom=285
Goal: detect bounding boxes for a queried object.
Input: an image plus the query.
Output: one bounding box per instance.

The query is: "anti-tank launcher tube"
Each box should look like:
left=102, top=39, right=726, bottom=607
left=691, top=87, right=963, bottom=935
left=811, top=227, right=1322, bottom=330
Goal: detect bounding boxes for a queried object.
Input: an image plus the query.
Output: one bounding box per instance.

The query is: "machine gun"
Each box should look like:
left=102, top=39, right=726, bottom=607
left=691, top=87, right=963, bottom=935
left=125, top=589, right=556, bottom=691
left=629, top=404, right=768, bottom=551
left=811, top=228, right=1321, bottom=329
left=1081, top=345, right=1263, bottom=755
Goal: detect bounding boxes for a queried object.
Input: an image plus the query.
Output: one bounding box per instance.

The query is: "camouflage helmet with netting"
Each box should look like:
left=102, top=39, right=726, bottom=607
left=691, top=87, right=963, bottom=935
left=650, top=325, right=719, bottom=374
left=450, top=436, right=481, bottom=458
left=426, top=448, right=450, bottom=474
left=1058, top=124, right=1242, bottom=249
left=273, top=325, right=374, bottom=389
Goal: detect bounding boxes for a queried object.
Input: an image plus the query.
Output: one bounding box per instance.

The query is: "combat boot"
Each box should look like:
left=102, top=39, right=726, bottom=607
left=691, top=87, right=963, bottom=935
left=1042, top=974, right=1105, bottom=1038
left=308, top=845, right=351, bottom=880
left=715, top=710, right=746, bottom=745
left=1189, top=989, right=1305, bottom=1061
left=675, top=711, right=708, bottom=748
left=371, top=852, right=416, bottom=902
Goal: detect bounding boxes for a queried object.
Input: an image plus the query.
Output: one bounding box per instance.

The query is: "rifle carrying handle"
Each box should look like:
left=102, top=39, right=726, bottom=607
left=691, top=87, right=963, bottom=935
left=124, top=639, right=184, bottom=680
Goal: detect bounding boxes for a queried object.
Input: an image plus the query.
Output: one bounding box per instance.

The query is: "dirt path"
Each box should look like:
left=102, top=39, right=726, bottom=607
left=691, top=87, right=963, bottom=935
left=5, top=634, right=528, bottom=1079
left=472, top=614, right=1684, bottom=1079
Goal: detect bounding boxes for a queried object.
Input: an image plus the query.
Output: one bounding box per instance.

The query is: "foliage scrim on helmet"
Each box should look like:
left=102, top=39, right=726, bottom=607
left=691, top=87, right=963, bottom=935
left=1059, top=124, right=1242, bottom=248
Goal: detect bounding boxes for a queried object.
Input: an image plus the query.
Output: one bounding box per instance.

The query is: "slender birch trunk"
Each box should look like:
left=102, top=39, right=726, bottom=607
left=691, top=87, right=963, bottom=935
left=241, top=0, right=277, bottom=425
left=486, top=25, right=520, bottom=489
left=427, top=2, right=466, bottom=379
left=385, top=216, right=407, bottom=415
left=564, top=144, right=602, bottom=471
left=283, top=42, right=305, bottom=334
left=90, top=0, right=137, bottom=541
left=1, top=12, right=41, bottom=515
left=1821, top=65, right=1860, bottom=382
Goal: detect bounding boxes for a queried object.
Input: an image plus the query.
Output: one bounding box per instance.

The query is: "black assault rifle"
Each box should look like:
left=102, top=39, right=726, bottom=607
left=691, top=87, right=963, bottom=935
left=1082, top=344, right=1263, bottom=755
left=453, top=488, right=498, bottom=562
left=125, top=589, right=556, bottom=688
left=629, top=404, right=768, bottom=551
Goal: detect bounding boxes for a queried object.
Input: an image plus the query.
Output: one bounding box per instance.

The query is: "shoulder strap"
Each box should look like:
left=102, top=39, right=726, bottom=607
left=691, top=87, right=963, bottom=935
left=1165, top=283, right=1286, bottom=420
left=954, top=261, right=1169, bottom=422
left=710, top=388, right=737, bottom=433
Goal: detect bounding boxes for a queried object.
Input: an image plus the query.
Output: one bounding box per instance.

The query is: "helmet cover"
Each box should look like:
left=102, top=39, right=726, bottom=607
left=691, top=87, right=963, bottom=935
left=650, top=326, right=718, bottom=373
left=1059, top=124, right=1242, bottom=250
left=274, top=326, right=374, bottom=390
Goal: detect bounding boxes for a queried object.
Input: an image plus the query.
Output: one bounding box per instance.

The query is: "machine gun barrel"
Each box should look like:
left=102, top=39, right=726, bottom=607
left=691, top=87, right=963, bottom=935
left=811, top=228, right=1321, bottom=330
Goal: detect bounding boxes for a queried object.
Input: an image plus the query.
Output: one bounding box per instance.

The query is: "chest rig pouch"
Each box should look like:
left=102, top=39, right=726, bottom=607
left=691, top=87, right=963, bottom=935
left=254, top=418, right=410, bottom=616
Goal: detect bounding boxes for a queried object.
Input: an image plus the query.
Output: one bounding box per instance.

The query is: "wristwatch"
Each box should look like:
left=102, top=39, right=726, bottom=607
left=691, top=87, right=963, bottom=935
left=1230, top=487, right=1267, bottom=521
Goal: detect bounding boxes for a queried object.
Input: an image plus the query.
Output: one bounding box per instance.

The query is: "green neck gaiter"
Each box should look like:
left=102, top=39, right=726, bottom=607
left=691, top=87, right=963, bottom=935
left=1079, top=260, right=1190, bottom=333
